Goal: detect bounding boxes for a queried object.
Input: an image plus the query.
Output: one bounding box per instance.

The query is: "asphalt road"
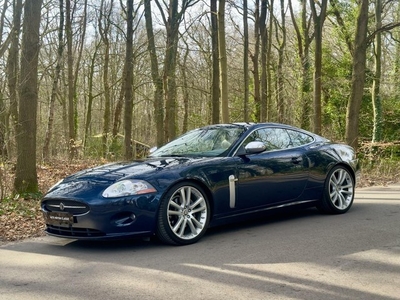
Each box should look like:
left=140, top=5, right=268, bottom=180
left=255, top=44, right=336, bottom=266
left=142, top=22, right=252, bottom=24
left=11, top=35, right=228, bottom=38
left=1, top=185, right=399, bottom=300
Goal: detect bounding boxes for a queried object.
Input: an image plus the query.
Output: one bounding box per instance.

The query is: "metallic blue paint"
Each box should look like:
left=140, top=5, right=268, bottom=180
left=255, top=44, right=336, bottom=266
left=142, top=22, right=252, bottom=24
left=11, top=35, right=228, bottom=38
left=41, top=123, right=359, bottom=242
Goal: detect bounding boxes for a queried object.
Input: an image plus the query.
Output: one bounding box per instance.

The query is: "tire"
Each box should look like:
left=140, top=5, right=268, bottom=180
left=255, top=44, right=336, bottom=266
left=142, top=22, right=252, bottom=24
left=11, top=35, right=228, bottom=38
left=156, top=182, right=210, bottom=245
left=318, top=165, right=355, bottom=214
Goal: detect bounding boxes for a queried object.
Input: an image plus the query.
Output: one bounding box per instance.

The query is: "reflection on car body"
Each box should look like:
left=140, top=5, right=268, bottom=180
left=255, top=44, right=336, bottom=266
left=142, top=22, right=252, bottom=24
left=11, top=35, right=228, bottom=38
left=41, top=123, right=359, bottom=245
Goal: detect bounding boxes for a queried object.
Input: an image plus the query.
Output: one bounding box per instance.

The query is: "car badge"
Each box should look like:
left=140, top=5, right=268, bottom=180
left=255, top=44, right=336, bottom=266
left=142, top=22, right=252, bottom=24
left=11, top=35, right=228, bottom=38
left=59, top=202, right=65, bottom=211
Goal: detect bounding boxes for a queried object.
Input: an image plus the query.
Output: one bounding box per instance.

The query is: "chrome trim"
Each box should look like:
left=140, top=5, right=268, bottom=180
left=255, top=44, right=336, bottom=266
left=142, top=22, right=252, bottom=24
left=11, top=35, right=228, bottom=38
left=47, top=204, right=87, bottom=209
left=229, top=175, right=238, bottom=208
left=232, top=125, right=315, bottom=157
left=219, top=199, right=317, bottom=220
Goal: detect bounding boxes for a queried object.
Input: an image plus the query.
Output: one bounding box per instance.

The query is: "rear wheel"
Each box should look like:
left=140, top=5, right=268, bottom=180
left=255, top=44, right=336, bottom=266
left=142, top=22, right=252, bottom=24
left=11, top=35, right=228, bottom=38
left=156, top=182, right=210, bottom=245
left=318, top=166, right=354, bottom=214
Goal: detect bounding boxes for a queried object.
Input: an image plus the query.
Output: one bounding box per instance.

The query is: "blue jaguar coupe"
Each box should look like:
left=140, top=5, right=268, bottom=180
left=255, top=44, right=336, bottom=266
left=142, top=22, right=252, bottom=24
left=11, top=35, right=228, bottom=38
left=41, top=123, right=359, bottom=245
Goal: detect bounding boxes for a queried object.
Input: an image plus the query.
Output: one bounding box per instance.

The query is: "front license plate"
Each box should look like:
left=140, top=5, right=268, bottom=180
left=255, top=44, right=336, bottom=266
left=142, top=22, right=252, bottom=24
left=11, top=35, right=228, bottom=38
left=43, top=212, right=73, bottom=226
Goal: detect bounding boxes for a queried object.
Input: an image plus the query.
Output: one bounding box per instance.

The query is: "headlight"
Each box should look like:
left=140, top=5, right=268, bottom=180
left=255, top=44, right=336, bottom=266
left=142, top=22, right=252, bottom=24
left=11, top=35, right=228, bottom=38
left=102, top=180, right=156, bottom=198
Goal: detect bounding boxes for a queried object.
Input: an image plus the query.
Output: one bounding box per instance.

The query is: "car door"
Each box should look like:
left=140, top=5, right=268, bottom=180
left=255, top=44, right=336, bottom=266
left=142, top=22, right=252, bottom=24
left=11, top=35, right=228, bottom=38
left=235, top=127, right=310, bottom=210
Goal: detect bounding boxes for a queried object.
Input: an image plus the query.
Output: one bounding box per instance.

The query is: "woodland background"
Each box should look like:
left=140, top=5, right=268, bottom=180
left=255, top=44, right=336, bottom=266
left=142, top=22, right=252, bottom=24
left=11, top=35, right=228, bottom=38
left=0, top=0, right=400, bottom=198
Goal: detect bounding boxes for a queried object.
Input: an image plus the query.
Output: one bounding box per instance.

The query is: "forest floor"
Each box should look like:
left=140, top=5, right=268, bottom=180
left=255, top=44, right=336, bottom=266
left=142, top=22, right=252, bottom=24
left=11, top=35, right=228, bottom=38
left=0, top=160, right=97, bottom=245
left=0, top=159, right=398, bottom=245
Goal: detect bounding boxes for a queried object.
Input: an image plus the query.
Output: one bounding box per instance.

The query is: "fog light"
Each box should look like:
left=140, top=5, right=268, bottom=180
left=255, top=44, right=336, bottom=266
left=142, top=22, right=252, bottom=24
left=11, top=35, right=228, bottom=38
left=112, top=212, right=137, bottom=227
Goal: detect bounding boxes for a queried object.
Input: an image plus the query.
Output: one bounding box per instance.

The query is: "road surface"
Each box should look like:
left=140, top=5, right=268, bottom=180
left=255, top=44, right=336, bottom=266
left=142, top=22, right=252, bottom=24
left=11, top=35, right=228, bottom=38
left=1, top=184, right=399, bottom=300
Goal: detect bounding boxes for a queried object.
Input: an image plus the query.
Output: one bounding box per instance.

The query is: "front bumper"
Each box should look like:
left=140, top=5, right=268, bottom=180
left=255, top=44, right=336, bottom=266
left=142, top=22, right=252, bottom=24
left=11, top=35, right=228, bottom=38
left=41, top=192, right=161, bottom=240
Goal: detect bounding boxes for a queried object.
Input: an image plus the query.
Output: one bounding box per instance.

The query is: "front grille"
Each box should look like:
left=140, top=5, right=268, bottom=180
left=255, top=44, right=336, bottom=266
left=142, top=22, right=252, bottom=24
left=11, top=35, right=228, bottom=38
left=43, top=199, right=90, bottom=215
left=46, top=225, right=104, bottom=238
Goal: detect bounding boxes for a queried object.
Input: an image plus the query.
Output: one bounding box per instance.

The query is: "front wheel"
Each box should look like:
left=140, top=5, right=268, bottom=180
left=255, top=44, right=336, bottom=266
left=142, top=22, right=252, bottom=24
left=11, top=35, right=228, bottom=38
left=156, top=182, right=210, bottom=245
left=318, top=166, right=355, bottom=214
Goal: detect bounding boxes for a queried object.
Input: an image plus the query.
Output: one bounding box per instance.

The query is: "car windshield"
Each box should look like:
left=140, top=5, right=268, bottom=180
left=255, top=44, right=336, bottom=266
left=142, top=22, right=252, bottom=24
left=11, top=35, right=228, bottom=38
left=150, top=125, right=246, bottom=157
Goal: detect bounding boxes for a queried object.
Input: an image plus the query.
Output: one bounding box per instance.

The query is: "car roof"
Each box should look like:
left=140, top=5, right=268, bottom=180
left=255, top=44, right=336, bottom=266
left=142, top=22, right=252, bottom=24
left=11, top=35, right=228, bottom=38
left=202, top=122, right=304, bottom=131
left=200, top=122, right=324, bottom=140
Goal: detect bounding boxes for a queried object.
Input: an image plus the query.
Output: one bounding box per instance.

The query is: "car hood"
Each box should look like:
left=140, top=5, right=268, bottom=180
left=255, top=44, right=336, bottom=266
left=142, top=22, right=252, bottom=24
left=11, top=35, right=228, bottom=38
left=61, top=157, right=207, bottom=183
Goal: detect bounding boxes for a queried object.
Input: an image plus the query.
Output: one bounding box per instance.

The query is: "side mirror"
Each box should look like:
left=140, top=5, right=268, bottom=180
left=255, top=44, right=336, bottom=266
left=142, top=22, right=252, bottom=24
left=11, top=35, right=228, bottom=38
left=245, top=141, right=266, bottom=154
left=236, top=141, right=266, bottom=156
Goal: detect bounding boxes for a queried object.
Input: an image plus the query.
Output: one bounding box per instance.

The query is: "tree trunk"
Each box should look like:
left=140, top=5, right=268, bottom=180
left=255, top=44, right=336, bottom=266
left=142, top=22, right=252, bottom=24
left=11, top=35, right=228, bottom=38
left=210, top=0, right=220, bottom=124
left=0, top=92, right=6, bottom=157
left=112, top=78, right=124, bottom=148
left=0, top=0, right=8, bottom=46
left=266, top=0, right=274, bottom=121
left=99, top=0, right=112, bottom=158
left=84, top=44, right=100, bottom=151
left=66, top=0, right=76, bottom=159
left=243, top=0, right=249, bottom=122
left=289, top=0, right=312, bottom=130
left=260, top=0, right=267, bottom=122
left=162, top=0, right=179, bottom=141
left=0, top=0, right=8, bottom=158
left=372, top=0, right=382, bottom=143
left=252, top=0, right=261, bottom=122
left=309, top=0, right=327, bottom=135
left=181, top=41, right=190, bottom=133
left=6, top=0, right=23, bottom=159
left=144, top=0, right=164, bottom=146
left=218, top=0, right=229, bottom=123
left=345, top=0, right=369, bottom=150
left=277, top=0, right=286, bottom=123
left=43, top=0, right=64, bottom=162
left=154, top=0, right=199, bottom=138
left=14, top=0, right=43, bottom=194
left=124, top=0, right=134, bottom=159
left=395, top=4, right=400, bottom=103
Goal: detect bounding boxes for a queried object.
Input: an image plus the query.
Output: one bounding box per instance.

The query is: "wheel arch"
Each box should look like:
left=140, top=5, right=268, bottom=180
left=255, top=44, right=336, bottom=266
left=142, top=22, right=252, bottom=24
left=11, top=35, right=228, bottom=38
left=329, top=162, right=357, bottom=185
left=317, top=162, right=356, bottom=214
left=156, top=178, right=215, bottom=221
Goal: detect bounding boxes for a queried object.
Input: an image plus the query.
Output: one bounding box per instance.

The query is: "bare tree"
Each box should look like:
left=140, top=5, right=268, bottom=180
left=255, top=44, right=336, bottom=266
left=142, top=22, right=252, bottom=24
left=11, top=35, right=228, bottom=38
left=252, top=0, right=261, bottom=122
left=99, top=0, right=113, bottom=158
left=309, top=0, right=327, bottom=135
left=395, top=4, right=400, bottom=104
left=154, top=0, right=199, bottom=141
left=0, top=0, right=10, bottom=158
left=66, top=0, right=76, bottom=158
left=66, top=0, right=87, bottom=159
left=289, top=0, right=312, bottom=130
left=259, top=0, right=268, bottom=121
left=266, top=0, right=274, bottom=121
left=345, top=0, right=369, bottom=149
left=276, top=0, right=286, bottom=123
left=0, top=0, right=8, bottom=50
left=43, top=0, right=65, bottom=162
left=243, top=0, right=249, bottom=122
left=14, top=0, right=43, bottom=193
left=84, top=41, right=101, bottom=151
left=181, top=39, right=190, bottom=133
left=210, top=0, right=220, bottom=124
left=144, top=0, right=164, bottom=146
left=218, top=0, right=229, bottom=123
left=123, top=0, right=134, bottom=159
left=372, top=0, right=382, bottom=143
left=6, top=0, right=23, bottom=158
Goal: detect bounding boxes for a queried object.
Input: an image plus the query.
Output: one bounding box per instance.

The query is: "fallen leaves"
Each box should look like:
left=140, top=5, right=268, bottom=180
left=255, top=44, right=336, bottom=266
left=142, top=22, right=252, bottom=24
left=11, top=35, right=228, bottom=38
left=0, top=208, right=45, bottom=243
left=0, top=159, right=97, bottom=245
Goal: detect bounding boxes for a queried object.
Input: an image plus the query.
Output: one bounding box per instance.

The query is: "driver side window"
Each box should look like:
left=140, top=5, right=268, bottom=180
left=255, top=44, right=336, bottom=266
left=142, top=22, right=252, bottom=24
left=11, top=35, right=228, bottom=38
left=244, top=128, right=292, bottom=151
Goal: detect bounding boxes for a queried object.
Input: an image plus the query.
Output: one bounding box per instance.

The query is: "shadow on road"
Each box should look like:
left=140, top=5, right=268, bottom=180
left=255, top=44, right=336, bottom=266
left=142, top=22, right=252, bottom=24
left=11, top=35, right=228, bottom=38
left=1, top=199, right=400, bottom=300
